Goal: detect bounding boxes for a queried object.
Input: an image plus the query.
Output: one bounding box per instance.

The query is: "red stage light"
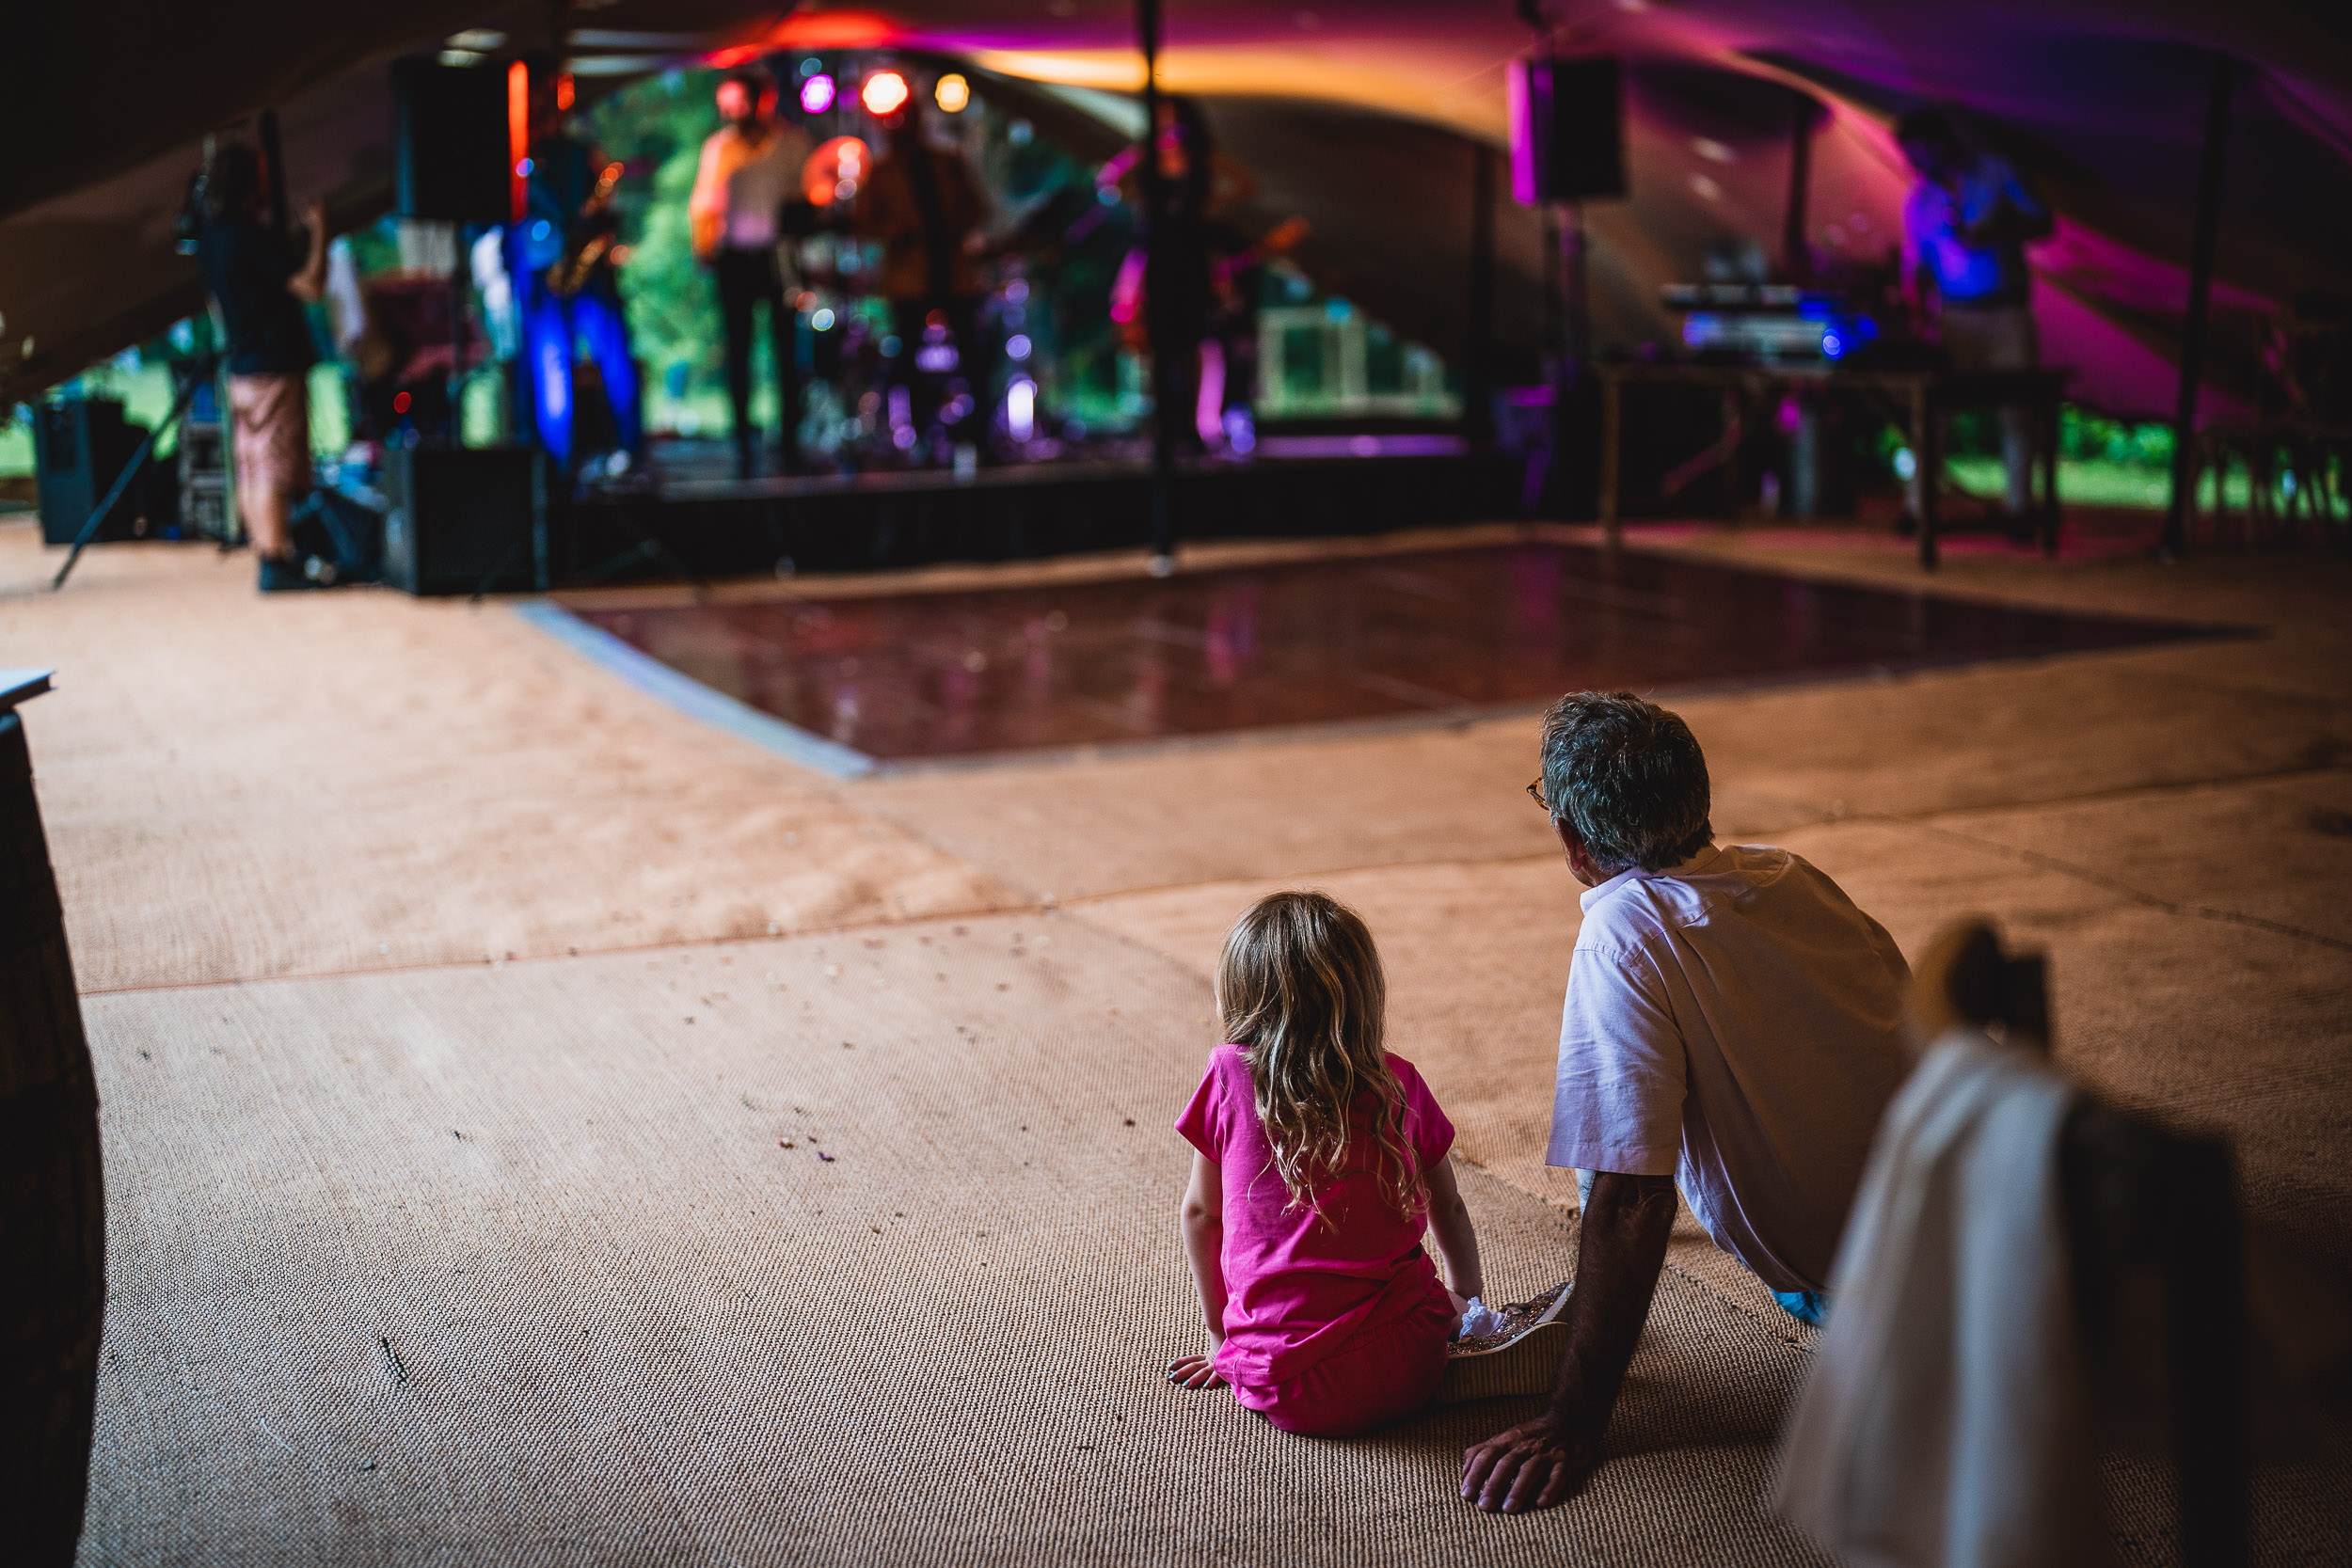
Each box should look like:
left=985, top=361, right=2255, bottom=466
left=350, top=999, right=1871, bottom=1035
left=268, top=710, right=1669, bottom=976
left=803, top=135, right=870, bottom=205
left=861, top=70, right=910, bottom=117
left=507, top=61, right=530, bottom=224
left=393, top=391, right=412, bottom=415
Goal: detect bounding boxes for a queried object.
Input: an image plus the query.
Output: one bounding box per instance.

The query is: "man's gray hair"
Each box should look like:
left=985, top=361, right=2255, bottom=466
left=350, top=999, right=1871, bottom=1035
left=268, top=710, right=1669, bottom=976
left=1538, top=691, right=1713, bottom=872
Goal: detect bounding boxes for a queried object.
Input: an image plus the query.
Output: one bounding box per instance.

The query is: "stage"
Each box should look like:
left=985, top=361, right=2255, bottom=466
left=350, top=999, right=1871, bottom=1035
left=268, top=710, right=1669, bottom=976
left=555, top=435, right=1526, bottom=582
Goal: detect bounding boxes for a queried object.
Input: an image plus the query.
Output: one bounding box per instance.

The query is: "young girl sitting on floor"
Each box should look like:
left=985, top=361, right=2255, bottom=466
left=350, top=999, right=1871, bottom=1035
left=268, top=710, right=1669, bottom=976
left=1167, top=890, right=1485, bottom=1436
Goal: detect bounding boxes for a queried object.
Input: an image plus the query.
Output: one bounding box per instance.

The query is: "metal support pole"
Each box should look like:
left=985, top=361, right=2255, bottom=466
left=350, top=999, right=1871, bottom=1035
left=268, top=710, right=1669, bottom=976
left=1781, top=95, right=1814, bottom=284
left=2165, top=54, right=2233, bottom=563
left=1559, top=200, right=1587, bottom=382
left=1136, top=0, right=1175, bottom=570
left=1466, top=141, right=1498, bottom=449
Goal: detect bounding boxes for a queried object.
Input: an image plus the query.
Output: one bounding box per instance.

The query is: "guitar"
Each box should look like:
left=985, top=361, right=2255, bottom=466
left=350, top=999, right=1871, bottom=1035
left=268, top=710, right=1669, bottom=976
left=546, top=161, right=626, bottom=298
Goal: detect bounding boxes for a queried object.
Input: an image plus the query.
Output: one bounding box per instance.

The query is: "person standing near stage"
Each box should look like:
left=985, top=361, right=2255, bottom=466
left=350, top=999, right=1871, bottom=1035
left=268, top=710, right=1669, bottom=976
left=691, top=69, right=813, bottom=480
left=1898, top=106, right=2054, bottom=522
left=854, top=100, right=990, bottom=453
left=195, top=142, right=328, bottom=593
left=507, top=75, right=644, bottom=483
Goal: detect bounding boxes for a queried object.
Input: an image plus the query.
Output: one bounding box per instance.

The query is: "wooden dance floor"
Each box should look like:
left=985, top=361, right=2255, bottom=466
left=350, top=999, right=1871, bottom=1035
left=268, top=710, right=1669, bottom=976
left=563, top=542, right=2216, bottom=765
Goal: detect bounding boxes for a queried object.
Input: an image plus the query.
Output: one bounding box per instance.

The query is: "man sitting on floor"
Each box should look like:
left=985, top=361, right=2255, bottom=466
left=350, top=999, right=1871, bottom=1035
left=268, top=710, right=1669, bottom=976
left=1462, top=690, right=1913, bottom=1513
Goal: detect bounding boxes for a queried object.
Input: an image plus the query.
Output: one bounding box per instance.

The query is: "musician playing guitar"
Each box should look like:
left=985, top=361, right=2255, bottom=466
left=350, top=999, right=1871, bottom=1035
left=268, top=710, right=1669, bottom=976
left=505, top=72, right=643, bottom=480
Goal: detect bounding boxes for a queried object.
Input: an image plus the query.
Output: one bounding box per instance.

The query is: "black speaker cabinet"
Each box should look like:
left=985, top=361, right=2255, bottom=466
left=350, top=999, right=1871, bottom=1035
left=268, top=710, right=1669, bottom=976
left=381, top=446, right=547, bottom=595
left=32, top=399, right=147, bottom=546
left=1512, top=55, right=1627, bottom=203
left=392, top=57, right=512, bottom=225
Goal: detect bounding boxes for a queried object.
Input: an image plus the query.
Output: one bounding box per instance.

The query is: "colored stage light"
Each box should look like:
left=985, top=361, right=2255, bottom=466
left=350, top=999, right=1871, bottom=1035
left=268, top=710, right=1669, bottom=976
left=801, top=73, right=836, bottom=114
left=507, top=59, right=530, bottom=223
left=803, top=135, right=870, bottom=205
left=861, top=70, right=910, bottom=117
left=392, top=391, right=412, bottom=415
left=935, top=73, right=970, bottom=113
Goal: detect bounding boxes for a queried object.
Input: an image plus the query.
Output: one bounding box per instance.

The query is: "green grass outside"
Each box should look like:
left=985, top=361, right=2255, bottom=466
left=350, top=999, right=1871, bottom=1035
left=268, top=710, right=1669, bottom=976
left=1945, top=455, right=2343, bottom=516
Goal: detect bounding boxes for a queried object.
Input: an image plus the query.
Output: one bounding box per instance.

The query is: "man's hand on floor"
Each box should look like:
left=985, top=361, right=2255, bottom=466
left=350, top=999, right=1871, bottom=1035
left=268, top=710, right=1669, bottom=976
left=1460, top=1410, right=1597, bottom=1512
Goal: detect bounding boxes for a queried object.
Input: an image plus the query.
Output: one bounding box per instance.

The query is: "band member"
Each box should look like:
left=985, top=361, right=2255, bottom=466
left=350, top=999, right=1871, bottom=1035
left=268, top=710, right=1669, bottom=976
left=194, top=142, right=328, bottom=591
left=506, top=75, right=643, bottom=478
left=691, top=68, right=813, bottom=479
left=854, top=100, right=990, bottom=451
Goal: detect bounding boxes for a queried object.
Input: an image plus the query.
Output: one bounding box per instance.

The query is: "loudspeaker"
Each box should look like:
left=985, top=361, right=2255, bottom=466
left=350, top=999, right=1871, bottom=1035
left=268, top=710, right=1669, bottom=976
left=392, top=57, right=511, bottom=225
left=1510, top=55, right=1626, bottom=204
left=32, top=399, right=147, bottom=546
left=381, top=446, right=547, bottom=595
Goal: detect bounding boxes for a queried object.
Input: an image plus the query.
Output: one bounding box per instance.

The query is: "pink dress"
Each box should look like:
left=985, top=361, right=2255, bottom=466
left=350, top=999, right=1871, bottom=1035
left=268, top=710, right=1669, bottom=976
left=1176, top=1042, right=1459, bottom=1436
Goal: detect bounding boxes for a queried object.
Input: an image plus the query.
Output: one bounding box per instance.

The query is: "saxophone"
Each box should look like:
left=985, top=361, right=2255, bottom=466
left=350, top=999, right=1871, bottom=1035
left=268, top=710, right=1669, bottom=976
left=546, top=161, right=626, bottom=298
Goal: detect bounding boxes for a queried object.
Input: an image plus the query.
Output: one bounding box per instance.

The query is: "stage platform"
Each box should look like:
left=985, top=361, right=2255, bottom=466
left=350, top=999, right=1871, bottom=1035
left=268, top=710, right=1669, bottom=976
left=543, top=538, right=2220, bottom=773
left=557, top=436, right=1524, bottom=581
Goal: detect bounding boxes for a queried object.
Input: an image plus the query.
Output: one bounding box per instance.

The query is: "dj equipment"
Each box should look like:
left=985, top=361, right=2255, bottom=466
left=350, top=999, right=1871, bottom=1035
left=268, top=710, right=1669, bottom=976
left=1510, top=55, right=1627, bottom=204
left=1661, top=283, right=1882, bottom=362
left=32, top=399, right=146, bottom=546
left=391, top=57, right=511, bottom=225
left=381, top=446, right=547, bottom=595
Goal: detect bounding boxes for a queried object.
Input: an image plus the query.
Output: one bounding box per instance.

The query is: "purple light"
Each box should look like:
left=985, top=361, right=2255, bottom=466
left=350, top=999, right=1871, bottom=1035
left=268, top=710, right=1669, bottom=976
left=800, top=73, right=836, bottom=114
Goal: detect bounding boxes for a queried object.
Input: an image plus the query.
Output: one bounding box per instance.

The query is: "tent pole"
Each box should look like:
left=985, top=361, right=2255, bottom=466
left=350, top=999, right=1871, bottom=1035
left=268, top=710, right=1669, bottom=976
left=1466, top=141, right=1497, bottom=450
left=1136, top=0, right=1175, bottom=571
left=1781, top=95, right=1813, bottom=284
left=2164, top=53, right=2233, bottom=563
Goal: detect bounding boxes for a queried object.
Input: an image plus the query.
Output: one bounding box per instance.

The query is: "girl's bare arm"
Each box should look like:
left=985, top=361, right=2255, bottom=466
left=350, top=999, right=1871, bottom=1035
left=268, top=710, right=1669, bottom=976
left=1180, top=1150, right=1227, bottom=1337
left=1424, top=1154, right=1485, bottom=1303
left=1169, top=1151, right=1228, bottom=1388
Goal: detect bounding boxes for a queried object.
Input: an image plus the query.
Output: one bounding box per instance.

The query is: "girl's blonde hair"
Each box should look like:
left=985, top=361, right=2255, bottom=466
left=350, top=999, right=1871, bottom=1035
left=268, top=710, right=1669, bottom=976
left=1216, top=891, right=1422, bottom=1219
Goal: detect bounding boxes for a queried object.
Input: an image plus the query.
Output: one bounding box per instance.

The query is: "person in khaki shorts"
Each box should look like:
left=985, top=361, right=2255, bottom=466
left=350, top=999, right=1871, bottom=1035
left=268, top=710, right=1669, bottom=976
left=196, top=142, right=328, bottom=590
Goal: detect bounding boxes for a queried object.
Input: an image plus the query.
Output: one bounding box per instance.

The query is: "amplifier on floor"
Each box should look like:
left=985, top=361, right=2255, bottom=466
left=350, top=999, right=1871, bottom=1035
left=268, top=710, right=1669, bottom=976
left=381, top=446, right=547, bottom=595
left=33, top=398, right=149, bottom=546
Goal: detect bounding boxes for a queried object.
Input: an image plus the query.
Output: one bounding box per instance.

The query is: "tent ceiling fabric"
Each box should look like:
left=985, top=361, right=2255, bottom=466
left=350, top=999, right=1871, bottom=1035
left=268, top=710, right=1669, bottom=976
left=3, top=1, right=2347, bottom=416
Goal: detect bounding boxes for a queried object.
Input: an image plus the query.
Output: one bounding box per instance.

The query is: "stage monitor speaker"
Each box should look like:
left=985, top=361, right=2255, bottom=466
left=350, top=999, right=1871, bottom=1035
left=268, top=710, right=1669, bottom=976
left=382, top=446, right=547, bottom=595
left=32, top=398, right=147, bottom=546
left=392, top=57, right=512, bottom=225
left=1510, top=55, right=1627, bottom=203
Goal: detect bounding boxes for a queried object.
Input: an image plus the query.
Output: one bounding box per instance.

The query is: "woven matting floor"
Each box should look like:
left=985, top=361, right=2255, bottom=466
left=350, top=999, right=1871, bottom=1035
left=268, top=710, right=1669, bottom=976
left=5, top=517, right=2348, bottom=1564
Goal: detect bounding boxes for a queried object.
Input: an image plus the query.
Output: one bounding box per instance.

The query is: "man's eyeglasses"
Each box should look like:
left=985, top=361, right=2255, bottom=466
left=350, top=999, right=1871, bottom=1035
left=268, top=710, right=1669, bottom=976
left=1526, top=778, right=1549, bottom=814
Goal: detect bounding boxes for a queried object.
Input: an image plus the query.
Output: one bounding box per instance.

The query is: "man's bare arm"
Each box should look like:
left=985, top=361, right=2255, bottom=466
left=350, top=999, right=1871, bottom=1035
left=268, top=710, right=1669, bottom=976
left=1459, top=1169, right=1677, bottom=1512
left=288, top=200, right=329, bottom=303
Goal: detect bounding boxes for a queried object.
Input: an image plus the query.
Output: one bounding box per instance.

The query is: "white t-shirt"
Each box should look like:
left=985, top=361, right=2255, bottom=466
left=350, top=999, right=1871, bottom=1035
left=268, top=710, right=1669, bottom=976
left=1546, top=843, right=1912, bottom=1293
left=693, top=122, right=813, bottom=250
